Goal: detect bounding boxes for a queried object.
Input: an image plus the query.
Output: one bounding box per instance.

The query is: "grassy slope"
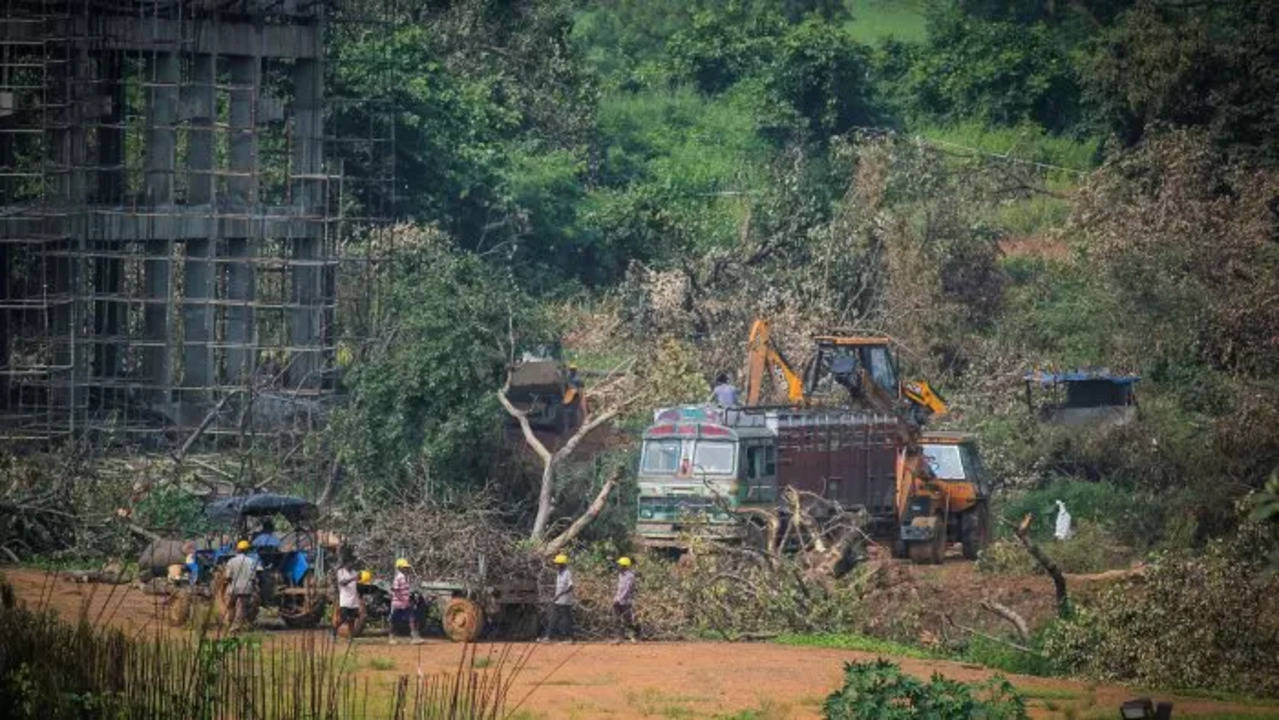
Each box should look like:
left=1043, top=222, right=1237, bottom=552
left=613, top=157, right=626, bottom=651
left=844, top=0, right=929, bottom=44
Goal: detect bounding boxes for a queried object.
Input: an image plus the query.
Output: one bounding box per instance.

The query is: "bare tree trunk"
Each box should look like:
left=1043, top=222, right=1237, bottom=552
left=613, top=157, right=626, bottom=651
left=541, top=466, right=624, bottom=557
left=1014, top=513, right=1070, bottom=617
left=497, top=379, right=632, bottom=543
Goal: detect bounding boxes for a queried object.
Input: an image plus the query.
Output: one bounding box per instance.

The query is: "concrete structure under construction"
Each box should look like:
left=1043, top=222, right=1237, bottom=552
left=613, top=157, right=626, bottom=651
left=0, top=1, right=381, bottom=444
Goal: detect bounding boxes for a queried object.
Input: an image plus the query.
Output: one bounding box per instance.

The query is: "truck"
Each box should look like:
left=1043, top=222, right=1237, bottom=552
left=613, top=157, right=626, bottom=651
left=634, top=405, right=990, bottom=563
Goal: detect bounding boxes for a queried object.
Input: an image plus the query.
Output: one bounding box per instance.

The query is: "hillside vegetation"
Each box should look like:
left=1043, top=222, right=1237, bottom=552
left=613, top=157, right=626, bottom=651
left=3, top=0, right=1278, bottom=699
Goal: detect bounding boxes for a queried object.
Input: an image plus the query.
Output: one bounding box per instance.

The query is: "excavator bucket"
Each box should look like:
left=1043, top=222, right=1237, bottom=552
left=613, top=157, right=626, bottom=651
left=505, top=359, right=581, bottom=434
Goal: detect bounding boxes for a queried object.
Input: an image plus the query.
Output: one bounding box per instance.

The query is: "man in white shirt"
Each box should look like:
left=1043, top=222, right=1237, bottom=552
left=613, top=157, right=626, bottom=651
left=333, top=553, right=362, bottom=639
left=223, top=540, right=261, bottom=632
left=539, top=553, right=575, bottom=644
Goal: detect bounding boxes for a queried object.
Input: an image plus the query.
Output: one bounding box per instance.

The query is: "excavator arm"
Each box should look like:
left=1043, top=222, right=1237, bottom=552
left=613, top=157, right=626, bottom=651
left=745, top=319, right=805, bottom=406
left=903, top=379, right=948, bottom=419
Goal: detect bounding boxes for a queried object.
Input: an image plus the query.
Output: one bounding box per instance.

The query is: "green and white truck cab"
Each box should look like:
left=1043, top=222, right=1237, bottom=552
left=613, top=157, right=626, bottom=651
left=634, top=405, right=777, bottom=546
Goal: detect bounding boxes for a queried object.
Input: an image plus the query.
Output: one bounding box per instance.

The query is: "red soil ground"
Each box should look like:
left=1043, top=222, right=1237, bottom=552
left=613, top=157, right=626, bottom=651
left=4, top=567, right=1276, bottom=719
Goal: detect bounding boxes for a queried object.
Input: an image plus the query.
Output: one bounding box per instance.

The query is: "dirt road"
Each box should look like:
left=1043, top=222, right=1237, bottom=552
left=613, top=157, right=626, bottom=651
left=4, top=568, right=1277, bottom=719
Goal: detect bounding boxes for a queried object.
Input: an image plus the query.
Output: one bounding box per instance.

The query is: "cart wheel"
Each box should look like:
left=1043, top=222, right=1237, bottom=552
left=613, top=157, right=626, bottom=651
left=441, top=597, right=485, bottom=642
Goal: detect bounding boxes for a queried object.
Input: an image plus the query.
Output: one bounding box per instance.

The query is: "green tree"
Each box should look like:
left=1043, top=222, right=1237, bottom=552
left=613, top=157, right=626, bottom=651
left=1083, top=0, right=1279, bottom=158
left=332, top=233, right=550, bottom=502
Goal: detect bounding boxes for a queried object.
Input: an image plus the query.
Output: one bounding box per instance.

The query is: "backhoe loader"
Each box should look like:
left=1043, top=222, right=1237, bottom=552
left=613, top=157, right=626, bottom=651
left=743, top=318, right=948, bottom=423
left=648, top=318, right=987, bottom=563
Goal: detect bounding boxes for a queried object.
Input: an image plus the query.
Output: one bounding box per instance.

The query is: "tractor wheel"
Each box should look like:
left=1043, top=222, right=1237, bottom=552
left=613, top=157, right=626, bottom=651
left=212, top=568, right=232, bottom=625
left=441, top=597, right=485, bottom=642
left=962, top=504, right=990, bottom=561
left=166, top=589, right=192, bottom=627
left=279, top=572, right=326, bottom=629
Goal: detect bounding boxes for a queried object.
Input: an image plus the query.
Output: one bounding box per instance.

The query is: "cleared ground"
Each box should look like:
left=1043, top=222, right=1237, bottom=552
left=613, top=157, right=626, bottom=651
left=5, top=568, right=1278, bottom=719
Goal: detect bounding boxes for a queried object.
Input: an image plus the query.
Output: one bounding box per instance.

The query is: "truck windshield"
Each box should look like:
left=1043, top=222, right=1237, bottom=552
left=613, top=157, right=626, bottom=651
left=923, top=444, right=966, bottom=480
left=641, top=439, right=683, bottom=474
left=694, top=441, right=735, bottom=474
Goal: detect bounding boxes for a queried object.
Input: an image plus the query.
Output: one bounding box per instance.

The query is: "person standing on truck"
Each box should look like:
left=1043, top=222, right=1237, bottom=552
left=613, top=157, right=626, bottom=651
left=710, top=372, right=740, bottom=407
left=611, top=556, right=639, bottom=644
left=333, top=553, right=362, bottom=639
left=389, top=557, right=424, bottom=645
left=540, top=554, right=575, bottom=644
left=224, top=540, right=260, bottom=632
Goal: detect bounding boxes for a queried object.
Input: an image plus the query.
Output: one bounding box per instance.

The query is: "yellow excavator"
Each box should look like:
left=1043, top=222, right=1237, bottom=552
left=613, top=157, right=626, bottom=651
left=743, top=318, right=948, bottom=423
left=741, top=318, right=986, bottom=563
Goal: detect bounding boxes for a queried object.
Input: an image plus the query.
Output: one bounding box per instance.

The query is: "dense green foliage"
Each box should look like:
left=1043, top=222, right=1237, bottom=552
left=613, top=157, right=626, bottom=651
left=331, top=231, right=549, bottom=502
left=1043, top=520, right=1279, bottom=695
left=823, top=659, right=1027, bottom=720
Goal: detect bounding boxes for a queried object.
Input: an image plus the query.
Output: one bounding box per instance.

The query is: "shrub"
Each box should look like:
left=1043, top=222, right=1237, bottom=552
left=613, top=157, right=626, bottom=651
left=822, top=659, right=1028, bottom=720
left=1042, top=520, right=1279, bottom=695
left=977, top=520, right=1135, bottom=575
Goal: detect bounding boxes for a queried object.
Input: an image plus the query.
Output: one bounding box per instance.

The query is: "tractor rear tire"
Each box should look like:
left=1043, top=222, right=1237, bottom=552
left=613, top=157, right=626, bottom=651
left=442, top=597, right=485, bottom=642
left=166, top=589, right=192, bottom=627
left=280, top=573, right=326, bottom=629
left=961, top=504, right=990, bottom=561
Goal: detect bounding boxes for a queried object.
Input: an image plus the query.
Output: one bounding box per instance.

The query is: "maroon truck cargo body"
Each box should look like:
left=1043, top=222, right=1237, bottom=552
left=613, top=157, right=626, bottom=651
left=773, top=411, right=899, bottom=521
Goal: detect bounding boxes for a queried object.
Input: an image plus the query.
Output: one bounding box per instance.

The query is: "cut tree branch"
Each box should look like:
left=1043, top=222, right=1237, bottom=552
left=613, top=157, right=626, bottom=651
left=980, top=598, right=1030, bottom=642
left=1013, top=513, right=1070, bottom=617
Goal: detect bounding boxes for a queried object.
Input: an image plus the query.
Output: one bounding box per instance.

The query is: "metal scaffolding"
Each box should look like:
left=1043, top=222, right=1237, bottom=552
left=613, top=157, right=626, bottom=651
left=0, top=0, right=394, bottom=446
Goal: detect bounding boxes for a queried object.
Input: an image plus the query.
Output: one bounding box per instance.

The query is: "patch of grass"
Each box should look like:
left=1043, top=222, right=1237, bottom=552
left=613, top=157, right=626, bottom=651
left=625, top=687, right=710, bottom=718
left=713, top=698, right=792, bottom=719
left=1018, top=686, right=1080, bottom=701
left=774, top=632, right=943, bottom=660
left=844, top=0, right=928, bottom=44
left=367, top=656, right=395, bottom=671
left=916, top=120, right=1101, bottom=174
left=962, top=634, right=1059, bottom=677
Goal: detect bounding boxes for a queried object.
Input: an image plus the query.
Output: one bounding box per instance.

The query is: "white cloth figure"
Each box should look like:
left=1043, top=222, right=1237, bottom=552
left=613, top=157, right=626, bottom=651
left=1054, top=500, right=1073, bottom=540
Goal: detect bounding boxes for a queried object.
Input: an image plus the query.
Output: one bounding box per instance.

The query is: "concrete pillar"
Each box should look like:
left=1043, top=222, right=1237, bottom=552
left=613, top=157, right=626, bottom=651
left=223, top=56, right=259, bottom=385
left=227, top=56, right=258, bottom=206
left=96, top=51, right=125, bottom=203
left=145, top=53, right=178, bottom=204
left=289, top=58, right=324, bottom=389
left=187, top=54, right=215, bottom=205
left=143, top=240, right=172, bottom=401
left=91, top=253, right=122, bottom=379
left=224, top=238, right=254, bottom=383
left=141, top=53, right=178, bottom=407
left=182, top=239, right=213, bottom=418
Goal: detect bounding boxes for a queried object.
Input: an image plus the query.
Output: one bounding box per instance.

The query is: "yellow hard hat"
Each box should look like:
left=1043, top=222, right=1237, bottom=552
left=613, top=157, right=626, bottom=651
left=617, top=556, right=632, bottom=567
left=236, top=540, right=251, bottom=552
left=395, top=557, right=411, bottom=569
left=553, top=554, right=569, bottom=565
left=359, top=570, right=373, bottom=584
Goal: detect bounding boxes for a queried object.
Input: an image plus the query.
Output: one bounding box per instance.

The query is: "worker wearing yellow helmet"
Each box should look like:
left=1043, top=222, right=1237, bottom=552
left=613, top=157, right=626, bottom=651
left=333, top=549, right=363, bottom=639
left=539, top=553, right=575, bottom=643
left=390, top=557, right=424, bottom=645
left=612, top=557, right=639, bottom=644
left=224, top=539, right=261, bottom=632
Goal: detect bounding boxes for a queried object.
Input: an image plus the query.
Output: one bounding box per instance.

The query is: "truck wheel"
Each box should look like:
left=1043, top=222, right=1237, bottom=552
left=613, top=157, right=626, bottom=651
left=442, top=597, right=485, bottom=642
left=961, top=504, right=990, bottom=560
left=907, top=523, right=945, bottom=565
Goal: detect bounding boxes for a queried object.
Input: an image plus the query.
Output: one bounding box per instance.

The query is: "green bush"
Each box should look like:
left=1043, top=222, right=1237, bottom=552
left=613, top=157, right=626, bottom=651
left=1042, top=521, right=1279, bottom=695
left=977, top=520, right=1136, bottom=575
left=993, top=478, right=1166, bottom=550
left=962, top=634, right=1057, bottom=677
left=822, top=659, right=1028, bottom=719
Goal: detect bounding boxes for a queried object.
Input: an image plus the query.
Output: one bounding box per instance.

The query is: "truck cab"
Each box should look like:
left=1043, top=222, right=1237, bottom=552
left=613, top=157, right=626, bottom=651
left=635, top=406, right=775, bottom=546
